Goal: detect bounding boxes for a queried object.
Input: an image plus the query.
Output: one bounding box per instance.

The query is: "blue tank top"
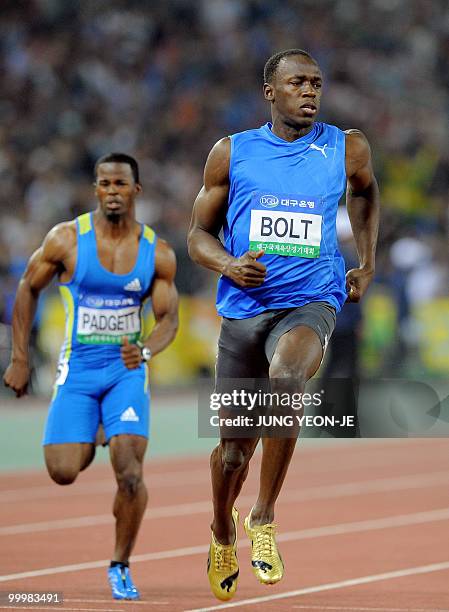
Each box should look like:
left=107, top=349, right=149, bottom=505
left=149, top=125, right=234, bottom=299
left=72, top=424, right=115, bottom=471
left=58, top=212, right=156, bottom=366
left=216, top=122, right=348, bottom=318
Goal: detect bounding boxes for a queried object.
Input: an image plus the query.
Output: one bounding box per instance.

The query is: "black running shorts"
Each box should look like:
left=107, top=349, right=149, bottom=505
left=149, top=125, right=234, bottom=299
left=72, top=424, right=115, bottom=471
left=216, top=301, right=336, bottom=380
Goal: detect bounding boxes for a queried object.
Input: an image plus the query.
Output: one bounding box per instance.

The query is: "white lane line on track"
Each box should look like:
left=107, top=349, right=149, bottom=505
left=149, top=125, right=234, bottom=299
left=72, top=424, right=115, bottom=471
left=185, top=560, right=449, bottom=611
left=292, top=606, right=449, bottom=611
left=2, top=506, right=449, bottom=583
left=66, top=600, right=168, bottom=605
left=39, top=605, right=445, bottom=612
left=0, top=469, right=210, bottom=503
left=1, top=438, right=441, bottom=502
left=2, top=470, right=449, bottom=536
left=0, top=608, right=123, bottom=611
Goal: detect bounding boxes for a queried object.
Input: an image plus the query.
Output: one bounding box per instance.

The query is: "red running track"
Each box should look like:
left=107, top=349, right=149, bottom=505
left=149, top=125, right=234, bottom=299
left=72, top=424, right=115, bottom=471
left=1, top=439, right=449, bottom=611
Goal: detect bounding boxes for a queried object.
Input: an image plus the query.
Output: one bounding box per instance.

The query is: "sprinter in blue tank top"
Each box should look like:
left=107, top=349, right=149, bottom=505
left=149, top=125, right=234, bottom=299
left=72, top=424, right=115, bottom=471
left=188, top=49, right=379, bottom=601
left=4, top=153, right=178, bottom=601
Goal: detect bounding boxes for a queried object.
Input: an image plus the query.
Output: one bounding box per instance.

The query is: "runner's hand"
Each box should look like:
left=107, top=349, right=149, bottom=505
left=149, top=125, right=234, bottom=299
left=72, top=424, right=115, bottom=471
left=346, top=267, right=374, bottom=302
left=121, top=336, right=142, bottom=369
left=3, top=360, right=30, bottom=397
left=224, top=250, right=267, bottom=287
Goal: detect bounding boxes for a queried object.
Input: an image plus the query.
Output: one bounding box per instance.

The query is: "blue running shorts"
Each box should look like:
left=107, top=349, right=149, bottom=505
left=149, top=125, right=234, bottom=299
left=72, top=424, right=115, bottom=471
left=43, top=358, right=150, bottom=445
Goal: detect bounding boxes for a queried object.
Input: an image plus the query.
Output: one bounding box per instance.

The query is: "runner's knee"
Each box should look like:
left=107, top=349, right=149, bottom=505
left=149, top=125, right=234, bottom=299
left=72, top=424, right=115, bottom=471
left=269, top=362, right=307, bottom=388
left=116, top=470, right=143, bottom=497
left=47, top=466, right=79, bottom=486
left=221, top=441, right=250, bottom=474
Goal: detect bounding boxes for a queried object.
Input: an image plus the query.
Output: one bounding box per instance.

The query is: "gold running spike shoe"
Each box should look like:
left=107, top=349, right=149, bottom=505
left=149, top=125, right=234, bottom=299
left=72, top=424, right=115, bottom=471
left=207, top=507, right=239, bottom=601
left=244, top=511, right=284, bottom=585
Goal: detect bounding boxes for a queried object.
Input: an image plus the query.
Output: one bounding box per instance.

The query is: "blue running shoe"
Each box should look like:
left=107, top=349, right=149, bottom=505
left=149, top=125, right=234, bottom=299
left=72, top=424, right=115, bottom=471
left=108, top=564, right=140, bottom=600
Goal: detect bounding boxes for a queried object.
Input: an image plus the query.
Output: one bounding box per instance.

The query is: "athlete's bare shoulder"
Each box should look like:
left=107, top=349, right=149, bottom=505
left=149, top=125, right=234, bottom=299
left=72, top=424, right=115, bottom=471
left=345, top=128, right=370, bottom=149
left=208, top=136, right=231, bottom=162
left=204, top=137, right=231, bottom=188
left=344, top=129, right=372, bottom=178
left=47, top=220, right=77, bottom=241
left=42, top=220, right=77, bottom=264
left=155, top=238, right=176, bottom=281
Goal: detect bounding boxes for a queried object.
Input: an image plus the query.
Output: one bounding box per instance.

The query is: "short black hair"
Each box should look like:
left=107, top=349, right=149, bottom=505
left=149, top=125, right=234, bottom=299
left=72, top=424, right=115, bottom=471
left=94, top=152, right=140, bottom=184
left=264, top=49, right=318, bottom=84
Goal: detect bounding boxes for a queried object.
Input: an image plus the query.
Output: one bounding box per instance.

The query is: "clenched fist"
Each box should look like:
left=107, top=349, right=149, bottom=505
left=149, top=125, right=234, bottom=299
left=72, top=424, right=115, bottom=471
left=224, top=250, right=267, bottom=288
left=3, top=359, right=30, bottom=397
left=346, top=266, right=374, bottom=303
left=121, top=336, right=142, bottom=369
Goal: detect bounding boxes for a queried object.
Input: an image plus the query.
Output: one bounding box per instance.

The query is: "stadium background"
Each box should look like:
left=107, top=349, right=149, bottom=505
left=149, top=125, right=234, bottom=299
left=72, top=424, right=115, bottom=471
left=1, top=0, right=449, bottom=468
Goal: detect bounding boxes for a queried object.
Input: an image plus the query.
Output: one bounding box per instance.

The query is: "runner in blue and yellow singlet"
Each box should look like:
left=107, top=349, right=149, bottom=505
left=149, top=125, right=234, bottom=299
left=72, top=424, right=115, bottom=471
left=188, top=49, right=379, bottom=601
left=4, top=153, right=178, bottom=601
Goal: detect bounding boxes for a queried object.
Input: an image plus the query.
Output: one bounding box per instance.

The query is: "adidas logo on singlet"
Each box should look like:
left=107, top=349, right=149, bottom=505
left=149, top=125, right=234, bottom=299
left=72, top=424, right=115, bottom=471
left=124, top=278, right=142, bottom=291
left=120, top=407, right=140, bottom=422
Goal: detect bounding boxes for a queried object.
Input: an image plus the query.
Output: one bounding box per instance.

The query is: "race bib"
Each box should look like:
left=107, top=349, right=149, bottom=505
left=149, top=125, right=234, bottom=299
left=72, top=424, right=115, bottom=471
left=77, top=295, right=141, bottom=345
left=249, top=209, right=322, bottom=258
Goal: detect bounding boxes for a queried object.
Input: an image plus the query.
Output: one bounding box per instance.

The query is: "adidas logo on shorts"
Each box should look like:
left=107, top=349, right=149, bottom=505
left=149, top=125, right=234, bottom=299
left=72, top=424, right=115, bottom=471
left=124, top=278, right=142, bottom=291
left=120, top=407, right=140, bottom=422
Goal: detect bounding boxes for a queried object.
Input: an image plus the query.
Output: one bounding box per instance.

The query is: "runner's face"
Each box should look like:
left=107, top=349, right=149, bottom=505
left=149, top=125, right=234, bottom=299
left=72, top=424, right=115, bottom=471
left=264, top=55, right=322, bottom=128
left=95, top=163, right=141, bottom=221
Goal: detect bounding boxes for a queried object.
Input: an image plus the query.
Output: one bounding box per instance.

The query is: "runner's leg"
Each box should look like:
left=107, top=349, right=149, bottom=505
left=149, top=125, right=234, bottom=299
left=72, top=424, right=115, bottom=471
left=211, top=315, right=271, bottom=544
left=210, top=437, right=259, bottom=544
left=109, top=434, right=148, bottom=562
left=43, top=380, right=100, bottom=484
left=44, top=443, right=95, bottom=485
left=251, top=325, right=323, bottom=525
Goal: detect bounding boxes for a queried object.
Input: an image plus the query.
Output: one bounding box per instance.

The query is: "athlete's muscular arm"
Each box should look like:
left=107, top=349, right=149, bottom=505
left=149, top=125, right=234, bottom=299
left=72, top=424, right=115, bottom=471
left=188, top=137, right=266, bottom=287
left=344, top=130, right=380, bottom=302
left=120, top=240, right=178, bottom=370
left=3, top=223, right=75, bottom=396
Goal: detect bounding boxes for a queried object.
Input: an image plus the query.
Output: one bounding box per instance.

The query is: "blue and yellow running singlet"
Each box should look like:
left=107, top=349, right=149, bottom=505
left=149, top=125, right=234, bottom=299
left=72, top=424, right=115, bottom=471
left=43, top=212, right=157, bottom=445
left=58, top=212, right=156, bottom=370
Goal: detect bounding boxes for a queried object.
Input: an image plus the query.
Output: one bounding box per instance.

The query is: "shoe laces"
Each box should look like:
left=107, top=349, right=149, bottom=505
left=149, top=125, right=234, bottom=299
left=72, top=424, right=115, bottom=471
left=253, top=524, right=276, bottom=558
left=215, top=545, right=234, bottom=572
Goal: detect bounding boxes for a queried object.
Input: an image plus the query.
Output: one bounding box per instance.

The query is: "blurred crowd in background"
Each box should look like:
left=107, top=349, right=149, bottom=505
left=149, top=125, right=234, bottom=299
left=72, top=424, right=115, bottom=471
left=1, top=0, right=449, bottom=392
